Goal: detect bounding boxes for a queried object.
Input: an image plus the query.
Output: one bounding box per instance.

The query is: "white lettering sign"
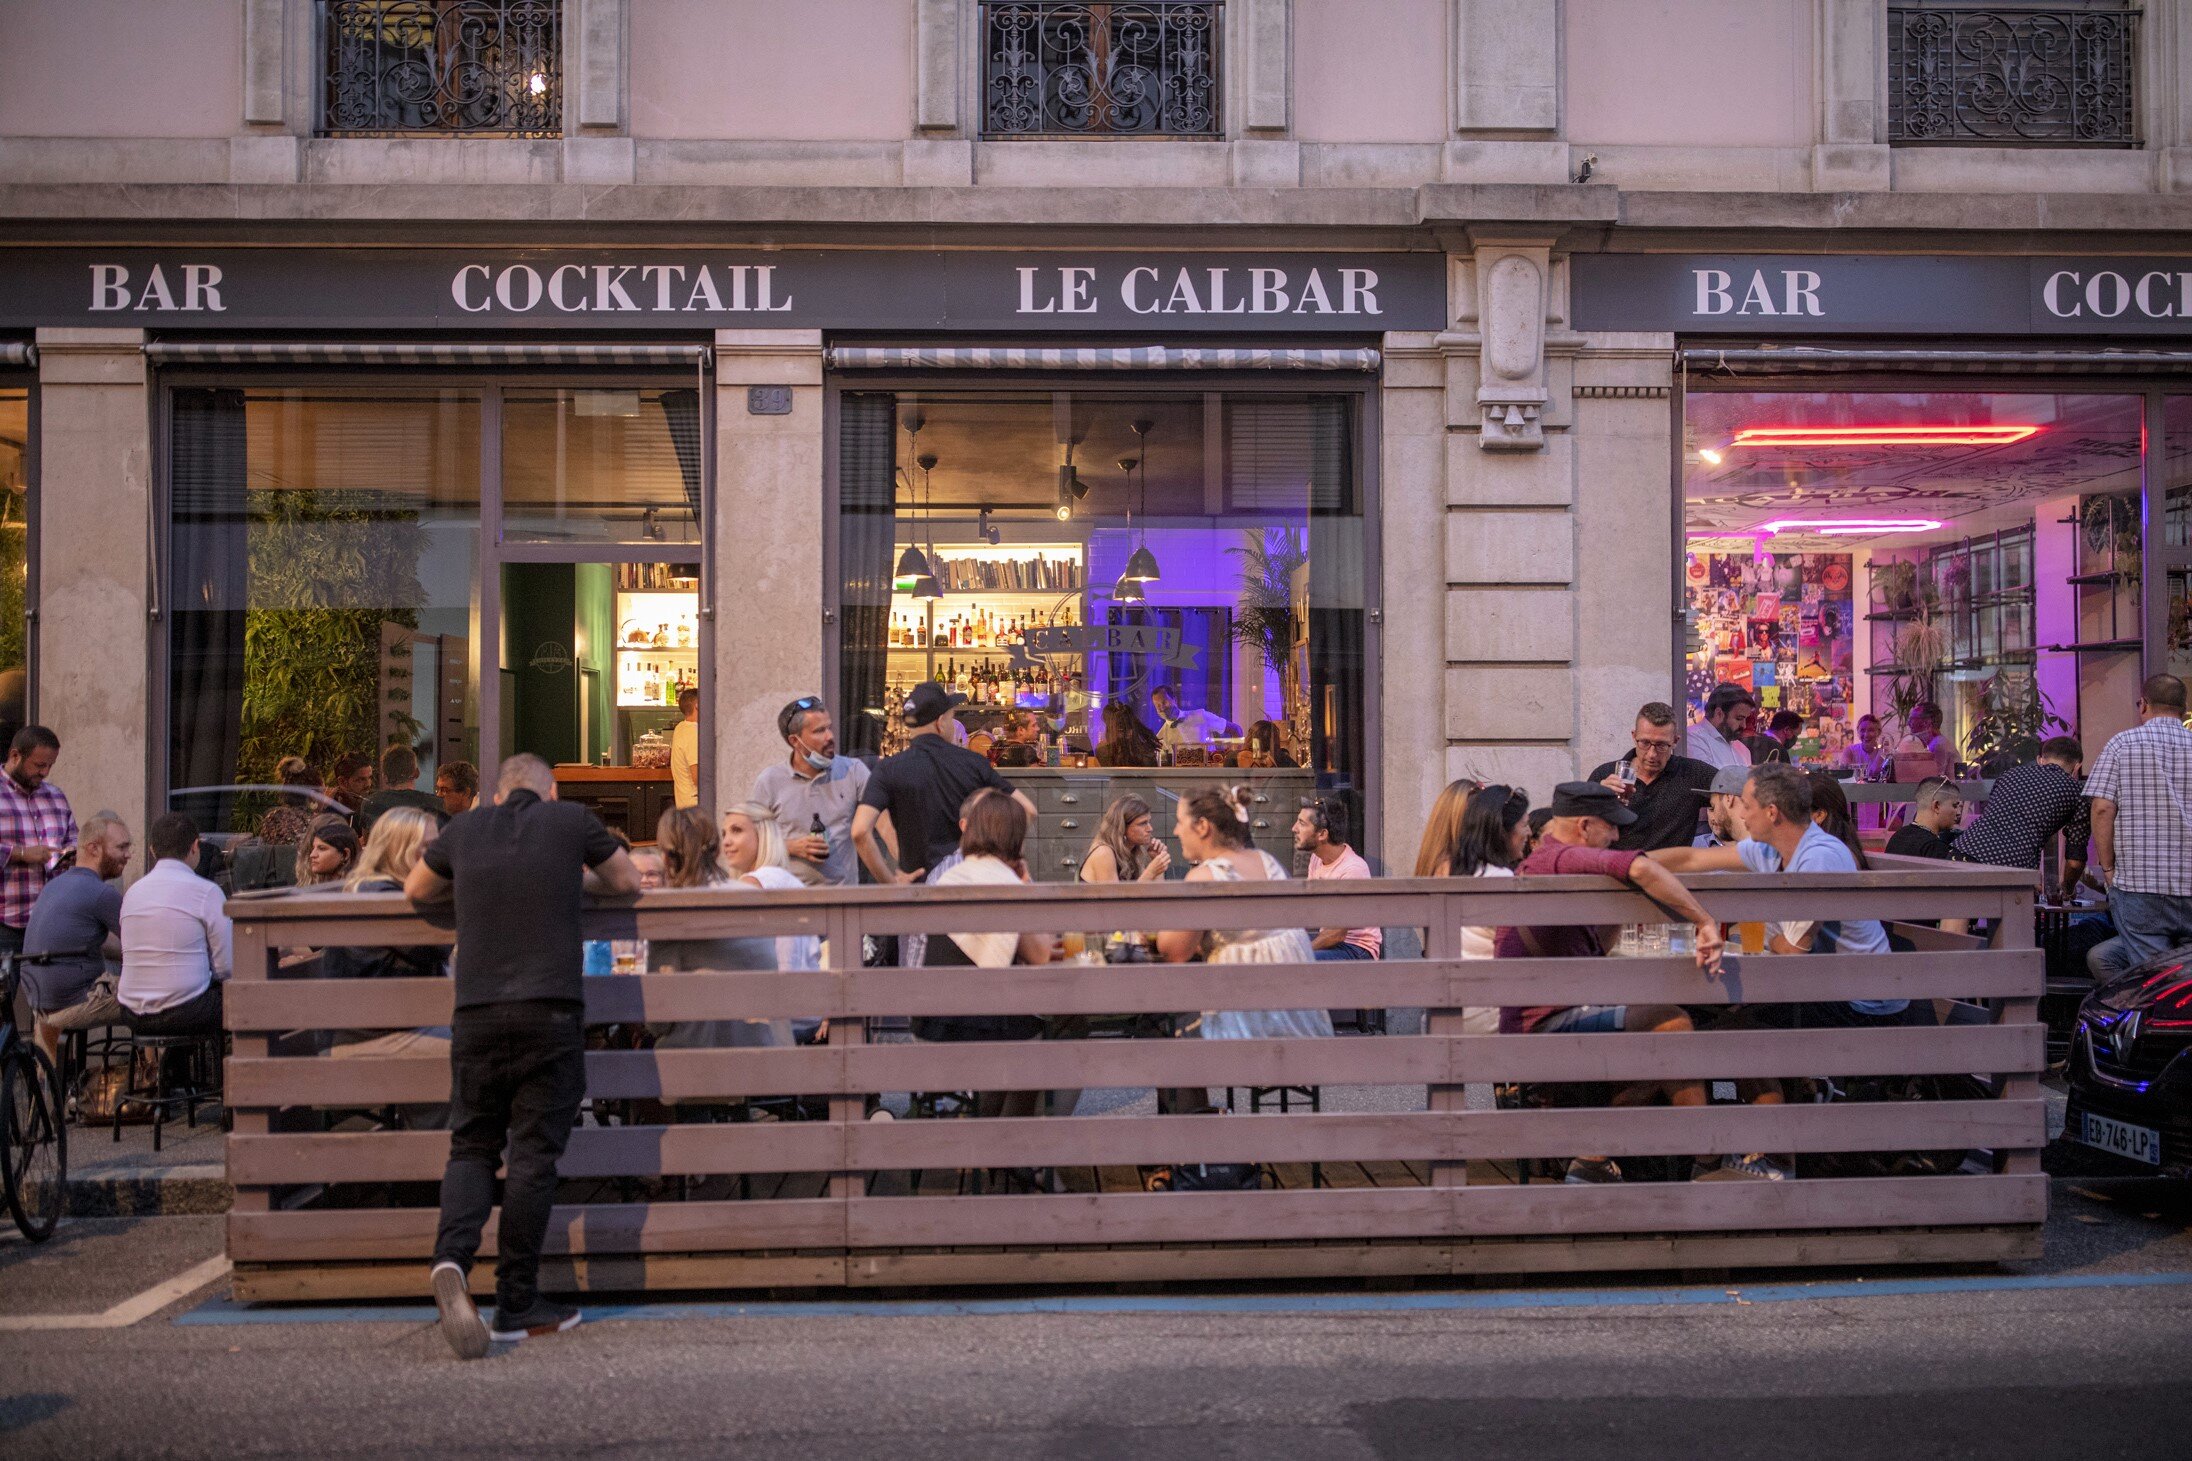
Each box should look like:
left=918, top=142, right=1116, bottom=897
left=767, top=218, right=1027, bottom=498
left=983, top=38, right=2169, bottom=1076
left=1010, top=263, right=1385, bottom=318
left=447, top=261, right=795, bottom=315
left=2039, top=269, right=2190, bottom=320
left=86, top=262, right=227, bottom=313
left=1691, top=268, right=1823, bottom=318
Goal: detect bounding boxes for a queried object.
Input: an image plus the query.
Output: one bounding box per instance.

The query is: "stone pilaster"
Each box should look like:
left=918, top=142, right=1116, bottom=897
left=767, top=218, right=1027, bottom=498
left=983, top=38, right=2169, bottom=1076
left=33, top=329, right=153, bottom=849
left=712, top=330, right=826, bottom=807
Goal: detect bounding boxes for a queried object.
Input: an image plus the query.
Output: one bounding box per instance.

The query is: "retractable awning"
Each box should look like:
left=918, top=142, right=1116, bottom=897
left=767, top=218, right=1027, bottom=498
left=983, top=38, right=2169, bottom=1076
left=1680, top=346, right=2192, bottom=376
left=142, top=341, right=709, bottom=367
left=827, top=345, right=1380, bottom=371
left=0, top=342, right=33, bottom=368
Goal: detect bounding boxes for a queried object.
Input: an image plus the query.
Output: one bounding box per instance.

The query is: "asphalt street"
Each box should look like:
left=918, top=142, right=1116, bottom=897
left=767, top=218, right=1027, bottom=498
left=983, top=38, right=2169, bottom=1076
left=3, top=1166, right=2189, bottom=1459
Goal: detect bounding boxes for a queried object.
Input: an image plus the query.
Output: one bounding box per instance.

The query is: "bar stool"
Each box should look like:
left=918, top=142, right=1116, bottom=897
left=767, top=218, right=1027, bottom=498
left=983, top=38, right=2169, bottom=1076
left=112, top=1031, right=222, bottom=1153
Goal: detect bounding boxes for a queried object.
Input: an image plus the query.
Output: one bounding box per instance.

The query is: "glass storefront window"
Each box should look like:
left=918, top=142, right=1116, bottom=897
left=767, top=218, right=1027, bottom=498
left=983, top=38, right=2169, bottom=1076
left=168, top=388, right=481, bottom=845
left=501, top=387, right=702, bottom=546
left=0, top=389, right=25, bottom=744
left=836, top=386, right=1366, bottom=877
left=1683, top=388, right=2144, bottom=774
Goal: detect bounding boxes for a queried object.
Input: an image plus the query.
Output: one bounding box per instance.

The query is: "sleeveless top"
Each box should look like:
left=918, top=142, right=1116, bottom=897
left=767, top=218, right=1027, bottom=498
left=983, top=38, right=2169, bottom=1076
left=1197, top=851, right=1336, bottom=1042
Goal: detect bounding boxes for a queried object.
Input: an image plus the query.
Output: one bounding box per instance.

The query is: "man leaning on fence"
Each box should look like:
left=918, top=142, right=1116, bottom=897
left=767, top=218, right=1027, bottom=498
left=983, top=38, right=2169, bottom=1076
left=406, top=752, right=641, bottom=1360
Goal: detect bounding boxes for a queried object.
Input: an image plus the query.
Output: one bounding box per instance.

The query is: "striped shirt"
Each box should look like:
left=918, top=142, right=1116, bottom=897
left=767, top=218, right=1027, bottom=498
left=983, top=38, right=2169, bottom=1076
left=2084, top=717, right=2192, bottom=897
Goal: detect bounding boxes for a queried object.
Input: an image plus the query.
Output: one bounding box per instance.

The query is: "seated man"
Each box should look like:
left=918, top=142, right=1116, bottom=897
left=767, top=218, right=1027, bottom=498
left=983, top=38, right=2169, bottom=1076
left=1495, top=782, right=1727, bottom=1185
left=1885, top=776, right=1964, bottom=861
left=1653, top=764, right=1901, bottom=1026
left=990, top=710, right=1044, bottom=769
left=22, top=811, right=131, bottom=1064
left=1294, top=796, right=1381, bottom=962
left=118, top=813, right=233, bottom=1038
left=1693, top=765, right=1749, bottom=848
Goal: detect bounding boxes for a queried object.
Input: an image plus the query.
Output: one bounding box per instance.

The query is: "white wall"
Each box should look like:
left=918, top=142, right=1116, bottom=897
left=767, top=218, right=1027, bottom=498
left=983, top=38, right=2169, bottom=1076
left=0, top=0, right=242, bottom=138
left=1565, top=0, right=1814, bottom=148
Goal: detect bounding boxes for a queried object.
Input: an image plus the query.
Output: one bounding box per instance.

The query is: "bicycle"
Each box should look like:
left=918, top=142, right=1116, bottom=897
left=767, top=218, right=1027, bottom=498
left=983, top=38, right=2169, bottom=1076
left=1, top=952, right=67, bottom=1240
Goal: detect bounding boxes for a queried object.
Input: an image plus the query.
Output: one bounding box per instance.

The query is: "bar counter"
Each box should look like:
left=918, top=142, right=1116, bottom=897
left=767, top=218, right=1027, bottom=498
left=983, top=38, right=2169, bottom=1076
left=553, top=763, right=674, bottom=841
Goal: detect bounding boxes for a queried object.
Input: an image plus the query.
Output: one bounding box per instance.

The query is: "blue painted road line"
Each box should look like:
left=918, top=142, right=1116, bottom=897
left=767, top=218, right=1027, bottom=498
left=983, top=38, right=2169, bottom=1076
left=176, top=1269, right=2192, bottom=1327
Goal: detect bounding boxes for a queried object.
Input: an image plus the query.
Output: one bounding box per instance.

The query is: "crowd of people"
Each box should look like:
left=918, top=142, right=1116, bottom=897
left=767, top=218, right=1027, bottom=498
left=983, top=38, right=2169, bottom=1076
left=5, top=671, right=2188, bottom=1357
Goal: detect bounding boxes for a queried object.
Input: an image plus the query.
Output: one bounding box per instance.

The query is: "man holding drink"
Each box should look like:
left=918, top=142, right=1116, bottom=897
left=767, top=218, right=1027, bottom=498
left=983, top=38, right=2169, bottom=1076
left=1589, top=702, right=1718, bottom=853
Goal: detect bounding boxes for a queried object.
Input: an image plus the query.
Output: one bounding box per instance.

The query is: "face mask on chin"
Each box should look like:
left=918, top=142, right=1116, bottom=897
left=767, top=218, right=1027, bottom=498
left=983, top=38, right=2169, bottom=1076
left=800, top=746, right=832, bottom=772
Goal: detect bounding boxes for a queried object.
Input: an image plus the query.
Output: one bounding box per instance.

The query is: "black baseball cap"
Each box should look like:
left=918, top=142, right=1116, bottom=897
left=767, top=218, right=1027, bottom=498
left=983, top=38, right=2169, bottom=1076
left=901, top=680, right=968, bottom=728
left=1549, top=780, right=1638, bottom=827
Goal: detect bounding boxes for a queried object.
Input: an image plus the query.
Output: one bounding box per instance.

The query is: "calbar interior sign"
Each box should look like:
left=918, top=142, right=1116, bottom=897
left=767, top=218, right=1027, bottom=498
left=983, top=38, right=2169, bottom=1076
left=1573, top=254, right=2192, bottom=334
left=0, top=249, right=1446, bottom=332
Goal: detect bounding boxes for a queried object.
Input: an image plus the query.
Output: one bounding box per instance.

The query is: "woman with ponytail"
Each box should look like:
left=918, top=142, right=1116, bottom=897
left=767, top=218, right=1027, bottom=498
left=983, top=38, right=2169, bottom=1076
left=1155, top=786, right=1334, bottom=1059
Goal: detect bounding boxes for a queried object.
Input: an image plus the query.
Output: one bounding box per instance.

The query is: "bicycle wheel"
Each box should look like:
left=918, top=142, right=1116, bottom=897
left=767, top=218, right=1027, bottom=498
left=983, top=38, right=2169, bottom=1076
left=2, top=1042, right=66, bottom=1241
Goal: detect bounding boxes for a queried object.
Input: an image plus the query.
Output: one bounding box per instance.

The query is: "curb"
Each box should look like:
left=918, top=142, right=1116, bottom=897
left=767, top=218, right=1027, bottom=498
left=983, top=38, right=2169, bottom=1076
left=66, top=1165, right=233, bottom=1217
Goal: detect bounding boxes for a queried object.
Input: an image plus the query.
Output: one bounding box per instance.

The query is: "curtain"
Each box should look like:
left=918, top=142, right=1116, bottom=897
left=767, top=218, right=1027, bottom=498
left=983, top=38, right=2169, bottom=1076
left=167, top=387, right=249, bottom=799
left=658, top=388, right=702, bottom=529
left=837, top=393, right=898, bottom=757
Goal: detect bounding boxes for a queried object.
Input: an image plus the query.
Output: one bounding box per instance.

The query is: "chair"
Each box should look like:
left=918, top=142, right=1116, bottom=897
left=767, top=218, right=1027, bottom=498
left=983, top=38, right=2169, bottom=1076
left=1224, top=1083, right=1325, bottom=1189
left=112, top=1031, right=223, bottom=1154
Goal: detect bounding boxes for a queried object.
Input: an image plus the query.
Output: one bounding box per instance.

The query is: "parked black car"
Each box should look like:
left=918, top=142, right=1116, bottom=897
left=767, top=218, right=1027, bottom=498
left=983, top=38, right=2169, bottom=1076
left=2063, top=944, right=2192, bottom=1177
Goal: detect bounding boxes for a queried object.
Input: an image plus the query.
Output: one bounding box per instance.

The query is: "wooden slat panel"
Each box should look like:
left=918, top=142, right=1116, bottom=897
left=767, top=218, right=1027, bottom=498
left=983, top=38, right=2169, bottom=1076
left=224, top=1023, right=2041, bottom=1107
left=1447, top=1098, right=2043, bottom=1157
left=222, top=949, right=2043, bottom=1034
left=848, top=1113, right=1440, bottom=1170
left=227, top=1198, right=846, bottom=1262
left=842, top=1174, right=2041, bottom=1246
left=228, top=1122, right=850, bottom=1184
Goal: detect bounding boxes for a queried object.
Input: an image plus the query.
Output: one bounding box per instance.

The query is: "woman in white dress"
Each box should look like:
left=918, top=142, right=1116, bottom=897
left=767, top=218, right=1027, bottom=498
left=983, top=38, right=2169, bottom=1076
left=1155, top=786, right=1335, bottom=1046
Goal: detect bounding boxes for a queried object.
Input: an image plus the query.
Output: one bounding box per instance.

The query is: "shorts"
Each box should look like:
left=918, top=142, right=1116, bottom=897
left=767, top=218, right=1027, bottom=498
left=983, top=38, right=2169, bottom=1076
left=36, top=973, right=125, bottom=1033
left=1532, top=1005, right=1627, bottom=1035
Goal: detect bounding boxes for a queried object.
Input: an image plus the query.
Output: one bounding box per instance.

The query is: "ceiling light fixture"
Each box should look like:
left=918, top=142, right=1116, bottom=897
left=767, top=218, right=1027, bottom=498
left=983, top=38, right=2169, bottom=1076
left=1112, top=572, right=1146, bottom=605
left=1121, top=418, right=1161, bottom=583
left=1731, top=425, right=2042, bottom=449
left=1755, top=517, right=1944, bottom=536
left=892, top=414, right=931, bottom=589
left=1696, top=446, right=1724, bottom=466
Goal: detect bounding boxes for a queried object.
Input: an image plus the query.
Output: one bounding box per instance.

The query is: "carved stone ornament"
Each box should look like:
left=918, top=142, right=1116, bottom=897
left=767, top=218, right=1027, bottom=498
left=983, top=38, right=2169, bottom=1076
left=1472, top=245, right=1550, bottom=452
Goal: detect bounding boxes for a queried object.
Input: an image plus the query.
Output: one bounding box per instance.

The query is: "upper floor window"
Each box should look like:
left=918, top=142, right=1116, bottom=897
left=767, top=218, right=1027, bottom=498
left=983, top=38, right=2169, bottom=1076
left=321, top=0, right=562, bottom=137
left=983, top=3, right=1221, bottom=138
left=1887, top=5, right=2138, bottom=146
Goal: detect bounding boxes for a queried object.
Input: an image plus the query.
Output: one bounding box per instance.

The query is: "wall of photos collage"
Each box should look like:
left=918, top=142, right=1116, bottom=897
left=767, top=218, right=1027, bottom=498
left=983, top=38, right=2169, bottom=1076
left=1683, top=548, right=1858, bottom=762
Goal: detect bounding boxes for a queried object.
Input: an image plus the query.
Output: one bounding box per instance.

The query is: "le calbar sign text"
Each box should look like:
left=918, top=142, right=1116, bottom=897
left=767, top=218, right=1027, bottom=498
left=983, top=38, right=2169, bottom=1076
left=1573, top=254, right=2192, bottom=334
left=1, top=249, right=1446, bottom=332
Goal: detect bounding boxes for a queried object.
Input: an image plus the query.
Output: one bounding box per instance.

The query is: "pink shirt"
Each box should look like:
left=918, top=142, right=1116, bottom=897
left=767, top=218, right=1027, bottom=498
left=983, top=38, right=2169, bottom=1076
left=1307, top=846, right=1381, bottom=957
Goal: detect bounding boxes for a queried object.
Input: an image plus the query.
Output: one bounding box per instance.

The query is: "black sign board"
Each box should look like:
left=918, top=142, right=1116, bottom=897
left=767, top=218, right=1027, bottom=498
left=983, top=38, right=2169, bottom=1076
left=0, top=248, right=1447, bottom=333
left=1573, top=254, right=2192, bottom=335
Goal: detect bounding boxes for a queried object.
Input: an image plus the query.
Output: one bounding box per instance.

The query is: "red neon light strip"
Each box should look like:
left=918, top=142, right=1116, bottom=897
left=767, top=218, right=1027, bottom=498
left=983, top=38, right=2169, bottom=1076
left=1731, top=425, right=2042, bottom=448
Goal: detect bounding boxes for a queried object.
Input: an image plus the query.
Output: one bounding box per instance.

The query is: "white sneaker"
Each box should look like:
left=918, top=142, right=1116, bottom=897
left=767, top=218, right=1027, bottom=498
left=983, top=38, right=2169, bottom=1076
left=430, top=1261, right=490, bottom=1361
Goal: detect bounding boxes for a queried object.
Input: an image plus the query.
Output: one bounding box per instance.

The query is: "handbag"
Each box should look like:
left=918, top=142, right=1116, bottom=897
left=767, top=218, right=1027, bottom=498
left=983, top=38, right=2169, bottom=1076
left=77, top=1047, right=161, bottom=1125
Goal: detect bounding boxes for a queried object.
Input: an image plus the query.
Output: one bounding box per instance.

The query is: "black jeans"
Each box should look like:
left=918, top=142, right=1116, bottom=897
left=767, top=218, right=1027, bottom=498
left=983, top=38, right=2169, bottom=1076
left=432, top=999, right=587, bottom=1316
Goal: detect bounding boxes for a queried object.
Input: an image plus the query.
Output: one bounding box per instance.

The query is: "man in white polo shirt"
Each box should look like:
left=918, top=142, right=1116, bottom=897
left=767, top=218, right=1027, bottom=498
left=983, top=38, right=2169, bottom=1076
left=117, top=812, right=232, bottom=1038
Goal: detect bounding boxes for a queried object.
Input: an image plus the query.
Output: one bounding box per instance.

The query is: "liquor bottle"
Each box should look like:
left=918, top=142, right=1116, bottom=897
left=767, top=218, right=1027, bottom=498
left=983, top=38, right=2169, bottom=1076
left=932, top=618, right=947, bottom=650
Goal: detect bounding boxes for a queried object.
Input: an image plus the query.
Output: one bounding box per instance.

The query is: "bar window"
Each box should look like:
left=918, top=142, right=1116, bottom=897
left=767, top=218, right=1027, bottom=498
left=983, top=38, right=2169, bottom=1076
left=168, top=388, right=482, bottom=872
left=0, top=389, right=25, bottom=745
left=501, top=388, right=702, bottom=547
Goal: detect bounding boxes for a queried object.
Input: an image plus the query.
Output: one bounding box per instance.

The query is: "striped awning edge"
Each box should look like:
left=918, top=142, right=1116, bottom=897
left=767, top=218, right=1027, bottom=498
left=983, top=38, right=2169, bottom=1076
left=1681, top=347, right=2192, bottom=376
left=143, top=341, right=710, bottom=367
left=0, top=341, right=34, bottom=368
left=828, top=345, right=1380, bottom=372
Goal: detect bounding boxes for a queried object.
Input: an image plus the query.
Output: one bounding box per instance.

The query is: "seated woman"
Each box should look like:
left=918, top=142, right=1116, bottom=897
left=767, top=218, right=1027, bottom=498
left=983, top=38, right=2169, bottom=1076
left=322, top=807, right=451, bottom=1126
left=295, top=816, right=359, bottom=888
left=722, top=800, right=824, bottom=1041
left=1237, top=720, right=1299, bottom=769
left=257, top=755, right=324, bottom=848
left=921, top=793, right=1056, bottom=1122
left=648, top=807, right=788, bottom=1065
left=1155, top=787, right=1333, bottom=1112
left=1090, top=702, right=1160, bottom=768
left=1078, top=793, right=1172, bottom=885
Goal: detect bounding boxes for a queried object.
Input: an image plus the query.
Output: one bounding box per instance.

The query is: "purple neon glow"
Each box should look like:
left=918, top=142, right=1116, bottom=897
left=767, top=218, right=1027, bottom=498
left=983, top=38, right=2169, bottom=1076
left=1755, top=517, right=1944, bottom=536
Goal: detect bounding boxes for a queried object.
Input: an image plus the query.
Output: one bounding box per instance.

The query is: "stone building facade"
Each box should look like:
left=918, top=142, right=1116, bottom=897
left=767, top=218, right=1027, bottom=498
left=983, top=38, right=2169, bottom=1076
left=3, top=0, right=2189, bottom=866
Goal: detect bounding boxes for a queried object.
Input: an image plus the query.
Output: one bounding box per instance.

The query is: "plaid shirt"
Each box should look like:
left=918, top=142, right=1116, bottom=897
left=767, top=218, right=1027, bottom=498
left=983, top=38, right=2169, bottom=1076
left=1950, top=761, right=2089, bottom=872
left=0, top=773, right=77, bottom=930
left=2085, top=717, right=2192, bottom=897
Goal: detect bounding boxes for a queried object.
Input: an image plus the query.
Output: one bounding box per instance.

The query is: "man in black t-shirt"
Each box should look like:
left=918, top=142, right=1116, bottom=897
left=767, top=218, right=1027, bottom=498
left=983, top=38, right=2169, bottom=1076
left=1590, top=702, right=1718, bottom=852
left=405, top=753, right=639, bottom=1360
left=852, top=681, right=1037, bottom=881
left=1884, top=775, right=1965, bottom=862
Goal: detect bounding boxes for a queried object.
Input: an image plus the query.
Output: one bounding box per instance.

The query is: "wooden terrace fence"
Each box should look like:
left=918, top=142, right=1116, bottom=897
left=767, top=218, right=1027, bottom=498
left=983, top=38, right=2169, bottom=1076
left=221, top=865, right=2044, bottom=1301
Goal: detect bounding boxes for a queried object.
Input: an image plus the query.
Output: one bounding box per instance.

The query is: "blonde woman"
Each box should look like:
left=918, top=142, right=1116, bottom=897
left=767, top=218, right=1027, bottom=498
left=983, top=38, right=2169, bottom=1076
left=723, top=801, right=824, bottom=1040
left=1078, top=793, right=1171, bottom=884
left=649, top=806, right=787, bottom=1053
left=323, top=807, right=450, bottom=1121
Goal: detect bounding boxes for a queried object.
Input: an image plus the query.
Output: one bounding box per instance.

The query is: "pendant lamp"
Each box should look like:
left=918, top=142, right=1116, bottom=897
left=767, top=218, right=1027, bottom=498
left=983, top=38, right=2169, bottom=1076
left=1112, top=572, right=1146, bottom=605
left=1123, top=418, right=1161, bottom=582
left=893, top=544, right=933, bottom=590
left=910, top=573, right=943, bottom=601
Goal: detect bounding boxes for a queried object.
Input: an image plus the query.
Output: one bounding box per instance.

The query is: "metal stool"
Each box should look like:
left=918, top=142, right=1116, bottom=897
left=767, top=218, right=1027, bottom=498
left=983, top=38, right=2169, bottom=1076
left=112, top=1032, right=221, bottom=1153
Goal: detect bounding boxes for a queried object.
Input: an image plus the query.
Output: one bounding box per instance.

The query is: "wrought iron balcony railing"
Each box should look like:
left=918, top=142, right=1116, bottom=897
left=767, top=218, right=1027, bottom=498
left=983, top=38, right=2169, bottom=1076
left=1888, top=5, right=2138, bottom=145
left=322, top=0, right=561, bottom=137
left=983, top=2, right=1222, bottom=138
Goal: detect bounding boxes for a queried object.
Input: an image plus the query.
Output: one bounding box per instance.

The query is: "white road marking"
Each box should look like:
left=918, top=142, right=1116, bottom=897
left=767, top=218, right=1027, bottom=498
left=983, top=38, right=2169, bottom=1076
left=0, top=1254, right=231, bottom=1331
